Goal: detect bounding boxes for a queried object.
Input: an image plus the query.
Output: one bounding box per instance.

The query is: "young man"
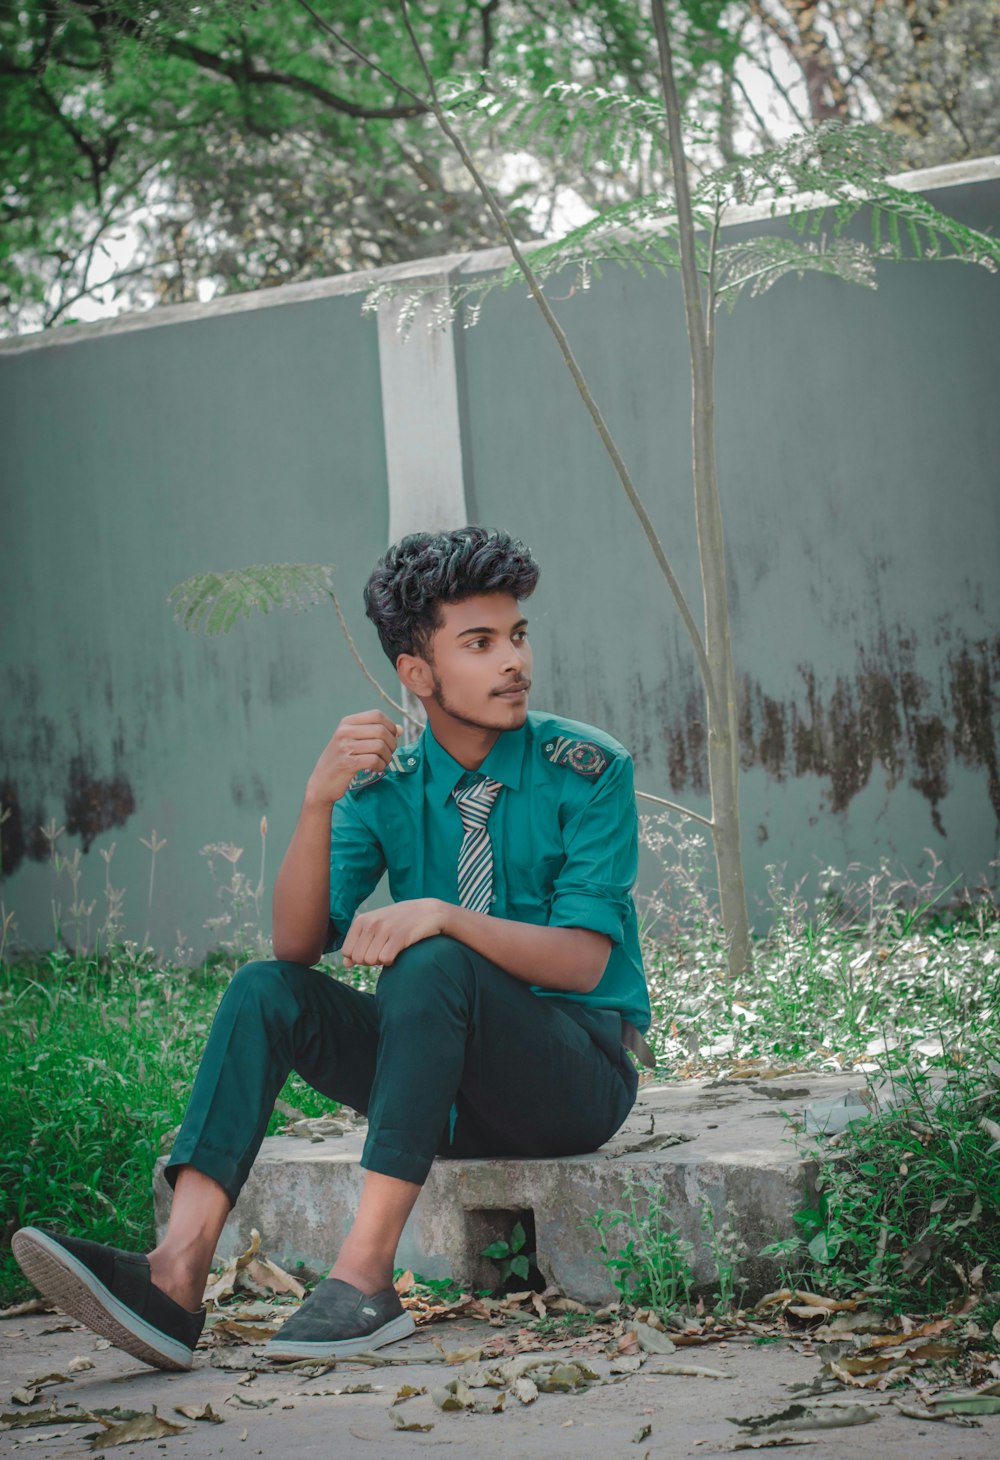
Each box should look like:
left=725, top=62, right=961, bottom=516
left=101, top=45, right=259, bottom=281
left=14, top=526, right=651, bottom=1371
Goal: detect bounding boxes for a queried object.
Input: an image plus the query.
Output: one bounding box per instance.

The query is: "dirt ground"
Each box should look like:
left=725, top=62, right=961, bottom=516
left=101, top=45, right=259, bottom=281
left=2, top=1308, right=998, bottom=1459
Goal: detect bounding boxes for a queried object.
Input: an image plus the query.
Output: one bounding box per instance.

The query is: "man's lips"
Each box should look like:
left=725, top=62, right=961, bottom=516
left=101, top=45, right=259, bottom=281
left=496, top=683, right=530, bottom=696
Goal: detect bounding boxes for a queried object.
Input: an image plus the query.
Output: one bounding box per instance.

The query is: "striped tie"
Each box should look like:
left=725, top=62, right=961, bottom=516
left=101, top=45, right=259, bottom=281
left=452, top=776, right=504, bottom=913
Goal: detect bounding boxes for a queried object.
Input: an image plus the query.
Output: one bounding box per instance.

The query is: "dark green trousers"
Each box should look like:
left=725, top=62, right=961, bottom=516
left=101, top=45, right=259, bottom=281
left=166, top=934, right=638, bottom=1201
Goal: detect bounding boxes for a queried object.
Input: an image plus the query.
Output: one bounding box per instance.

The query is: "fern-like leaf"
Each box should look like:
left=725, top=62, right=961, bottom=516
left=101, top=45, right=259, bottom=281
left=439, top=73, right=673, bottom=178
left=715, top=236, right=877, bottom=310
left=168, top=564, right=337, bottom=634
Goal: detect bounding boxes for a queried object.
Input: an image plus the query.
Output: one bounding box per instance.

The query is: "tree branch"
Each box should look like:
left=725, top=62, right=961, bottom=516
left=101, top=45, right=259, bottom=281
left=635, top=790, right=714, bottom=828
left=388, top=0, right=723, bottom=733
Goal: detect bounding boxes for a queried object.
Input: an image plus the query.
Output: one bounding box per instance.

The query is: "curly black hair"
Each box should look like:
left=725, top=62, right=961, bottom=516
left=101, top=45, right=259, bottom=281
left=364, top=526, right=540, bottom=666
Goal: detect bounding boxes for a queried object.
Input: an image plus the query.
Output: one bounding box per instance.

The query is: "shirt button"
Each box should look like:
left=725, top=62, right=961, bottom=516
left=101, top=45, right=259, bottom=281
left=545, top=743, right=553, bottom=751
left=407, top=757, right=416, bottom=766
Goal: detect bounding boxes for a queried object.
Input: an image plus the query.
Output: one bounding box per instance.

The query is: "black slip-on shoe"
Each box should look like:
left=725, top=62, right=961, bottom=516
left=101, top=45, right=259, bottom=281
left=11, top=1227, right=205, bottom=1372
left=265, top=1277, right=415, bottom=1360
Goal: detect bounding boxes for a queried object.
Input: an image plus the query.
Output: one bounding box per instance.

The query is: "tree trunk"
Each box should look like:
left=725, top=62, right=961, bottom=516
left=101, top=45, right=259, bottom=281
left=652, top=0, right=752, bottom=978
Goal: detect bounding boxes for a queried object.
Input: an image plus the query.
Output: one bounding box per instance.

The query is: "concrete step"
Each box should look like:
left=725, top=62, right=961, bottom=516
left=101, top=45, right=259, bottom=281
left=153, top=1072, right=863, bottom=1304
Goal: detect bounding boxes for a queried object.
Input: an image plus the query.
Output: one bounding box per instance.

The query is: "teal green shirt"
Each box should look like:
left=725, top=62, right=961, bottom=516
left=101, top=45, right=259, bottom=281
left=325, top=710, right=650, bottom=1033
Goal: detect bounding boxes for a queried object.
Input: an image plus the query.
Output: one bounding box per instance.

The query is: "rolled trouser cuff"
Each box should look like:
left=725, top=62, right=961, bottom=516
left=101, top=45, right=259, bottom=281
left=360, top=1134, right=437, bottom=1186
left=163, top=1140, right=244, bottom=1209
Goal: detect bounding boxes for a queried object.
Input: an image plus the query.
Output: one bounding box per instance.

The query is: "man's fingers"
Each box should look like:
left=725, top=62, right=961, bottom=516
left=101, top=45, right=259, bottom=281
left=342, top=709, right=402, bottom=733
left=342, top=735, right=397, bottom=765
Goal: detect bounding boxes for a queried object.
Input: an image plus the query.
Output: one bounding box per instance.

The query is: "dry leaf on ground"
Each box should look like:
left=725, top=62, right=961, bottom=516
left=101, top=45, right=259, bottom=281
left=175, top=1403, right=224, bottom=1423
left=732, top=1402, right=879, bottom=1434
left=389, top=1409, right=433, bottom=1432
left=89, top=1410, right=187, bottom=1450
left=646, top=1362, right=729, bottom=1379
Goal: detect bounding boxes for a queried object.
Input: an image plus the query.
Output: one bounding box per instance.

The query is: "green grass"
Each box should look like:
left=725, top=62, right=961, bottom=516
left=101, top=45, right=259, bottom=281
left=0, top=946, right=374, bottom=1305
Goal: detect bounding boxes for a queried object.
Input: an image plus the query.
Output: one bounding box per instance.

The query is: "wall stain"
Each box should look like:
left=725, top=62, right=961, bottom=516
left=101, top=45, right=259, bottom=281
left=64, top=755, right=136, bottom=852
left=0, top=780, right=48, bottom=875
left=616, top=628, right=999, bottom=835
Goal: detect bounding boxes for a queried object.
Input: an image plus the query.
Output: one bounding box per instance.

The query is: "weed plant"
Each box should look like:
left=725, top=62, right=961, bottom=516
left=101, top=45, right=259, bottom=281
left=764, top=1050, right=1000, bottom=1311
left=586, top=1170, right=694, bottom=1318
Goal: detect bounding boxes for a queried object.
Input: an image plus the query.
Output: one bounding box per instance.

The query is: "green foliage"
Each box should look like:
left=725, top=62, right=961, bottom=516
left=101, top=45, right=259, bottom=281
left=361, top=114, right=999, bottom=331
left=167, top=563, right=336, bottom=635
left=586, top=1171, right=694, bottom=1317
left=480, top=1219, right=534, bottom=1286
left=698, top=1196, right=749, bottom=1312
left=0, top=945, right=357, bottom=1305
left=765, top=1055, right=1000, bottom=1312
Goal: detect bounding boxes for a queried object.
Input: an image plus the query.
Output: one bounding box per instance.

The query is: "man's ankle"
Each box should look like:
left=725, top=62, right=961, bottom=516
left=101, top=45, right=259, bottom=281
left=327, top=1256, right=394, bottom=1297
left=147, top=1252, right=206, bottom=1314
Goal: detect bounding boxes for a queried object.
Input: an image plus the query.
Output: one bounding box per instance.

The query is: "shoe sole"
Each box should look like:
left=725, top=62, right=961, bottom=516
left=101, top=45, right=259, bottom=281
left=11, top=1228, right=194, bottom=1372
left=265, top=1309, right=415, bottom=1360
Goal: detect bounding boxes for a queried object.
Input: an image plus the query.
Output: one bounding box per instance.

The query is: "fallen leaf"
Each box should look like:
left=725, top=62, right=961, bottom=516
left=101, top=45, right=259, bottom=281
left=174, top=1403, right=224, bottom=1423
left=632, top=1422, right=652, bottom=1443
left=393, top=1271, right=415, bottom=1295
left=535, top=1362, right=592, bottom=1393
left=242, top=1256, right=306, bottom=1300
left=392, top=1385, right=426, bottom=1405
left=11, top=1390, right=38, bottom=1407
left=549, top=1297, right=590, bottom=1315
left=732, top=1402, right=879, bottom=1434
left=866, top=1317, right=953, bottom=1349
left=225, top=1394, right=276, bottom=1409
left=1, top=1407, right=89, bottom=1430
left=89, top=1410, right=187, bottom=1450
left=646, top=1363, right=729, bottom=1379
left=24, top=1374, right=68, bottom=1390
left=926, top=1390, right=1000, bottom=1417
left=734, top=1439, right=819, bottom=1450
left=794, top=1292, right=857, bottom=1312
left=67, top=1356, right=95, bottom=1374
left=828, top=1358, right=910, bottom=1389
left=212, top=1319, right=279, bottom=1343
left=631, top=1321, right=676, bottom=1356
left=610, top=1355, right=644, bottom=1375
left=433, top=1343, right=482, bottom=1365
left=389, top=1409, right=433, bottom=1432
left=0, top=1299, right=54, bottom=1319
left=512, top=1378, right=538, bottom=1405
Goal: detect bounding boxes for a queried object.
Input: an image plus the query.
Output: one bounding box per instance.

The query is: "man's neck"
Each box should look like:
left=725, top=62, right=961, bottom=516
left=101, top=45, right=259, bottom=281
left=424, top=708, right=502, bottom=772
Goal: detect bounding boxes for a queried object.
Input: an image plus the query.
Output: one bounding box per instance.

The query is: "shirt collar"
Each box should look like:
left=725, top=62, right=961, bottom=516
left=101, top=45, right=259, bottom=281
left=423, top=719, right=528, bottom=803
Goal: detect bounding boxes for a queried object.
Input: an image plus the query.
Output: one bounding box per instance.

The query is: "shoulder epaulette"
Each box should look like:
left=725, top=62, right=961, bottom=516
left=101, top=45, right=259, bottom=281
left=348, top=745, right=421, bottom=793
left=541, top=733, right=611, bottom=780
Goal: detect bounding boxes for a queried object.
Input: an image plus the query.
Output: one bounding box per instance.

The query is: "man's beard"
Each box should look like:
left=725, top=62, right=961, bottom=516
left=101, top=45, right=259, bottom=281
left=429, top=670, right=518, bottom=731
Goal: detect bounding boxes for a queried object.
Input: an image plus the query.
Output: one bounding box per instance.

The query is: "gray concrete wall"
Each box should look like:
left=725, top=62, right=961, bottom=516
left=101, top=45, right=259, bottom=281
left=2, top=160, right=998, bottom=955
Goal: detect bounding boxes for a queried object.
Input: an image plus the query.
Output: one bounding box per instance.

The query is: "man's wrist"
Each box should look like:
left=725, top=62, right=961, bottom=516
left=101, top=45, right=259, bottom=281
left=436, top=899, right=455, bottom=938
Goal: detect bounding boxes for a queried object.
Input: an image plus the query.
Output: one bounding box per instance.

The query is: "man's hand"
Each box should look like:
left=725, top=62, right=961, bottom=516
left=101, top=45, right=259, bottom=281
left=305, top=710, right=404, bottom=810
left=341, top=899, right=448, bottom=969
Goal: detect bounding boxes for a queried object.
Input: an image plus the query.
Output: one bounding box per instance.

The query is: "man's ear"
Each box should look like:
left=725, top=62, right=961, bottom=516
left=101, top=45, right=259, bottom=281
left=396, top=652, right=433, bottom=698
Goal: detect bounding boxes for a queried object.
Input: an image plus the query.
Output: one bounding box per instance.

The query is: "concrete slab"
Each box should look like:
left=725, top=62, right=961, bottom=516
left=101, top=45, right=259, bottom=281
left=154, top=1074, right=864, bottom=1303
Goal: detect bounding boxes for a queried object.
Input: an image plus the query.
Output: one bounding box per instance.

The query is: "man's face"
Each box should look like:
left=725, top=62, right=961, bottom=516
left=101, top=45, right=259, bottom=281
left=415, top=593, right=533, bottom=732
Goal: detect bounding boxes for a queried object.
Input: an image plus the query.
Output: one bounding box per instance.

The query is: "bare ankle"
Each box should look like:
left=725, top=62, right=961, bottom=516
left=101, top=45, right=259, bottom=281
left=147, top=1251, right=206, bottom=1313
left=328, top=1256, right=394, bottom=1297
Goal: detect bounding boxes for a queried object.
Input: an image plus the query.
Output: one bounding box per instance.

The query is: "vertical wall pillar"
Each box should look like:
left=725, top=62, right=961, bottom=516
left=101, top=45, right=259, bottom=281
left=376, top=268, right=470, bottom=734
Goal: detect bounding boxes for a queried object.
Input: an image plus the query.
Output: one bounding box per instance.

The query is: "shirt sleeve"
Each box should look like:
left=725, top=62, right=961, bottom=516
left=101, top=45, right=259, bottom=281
left=547, top=752, right=637, bottom=945
left=323, top=791, right=387, bottom=955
